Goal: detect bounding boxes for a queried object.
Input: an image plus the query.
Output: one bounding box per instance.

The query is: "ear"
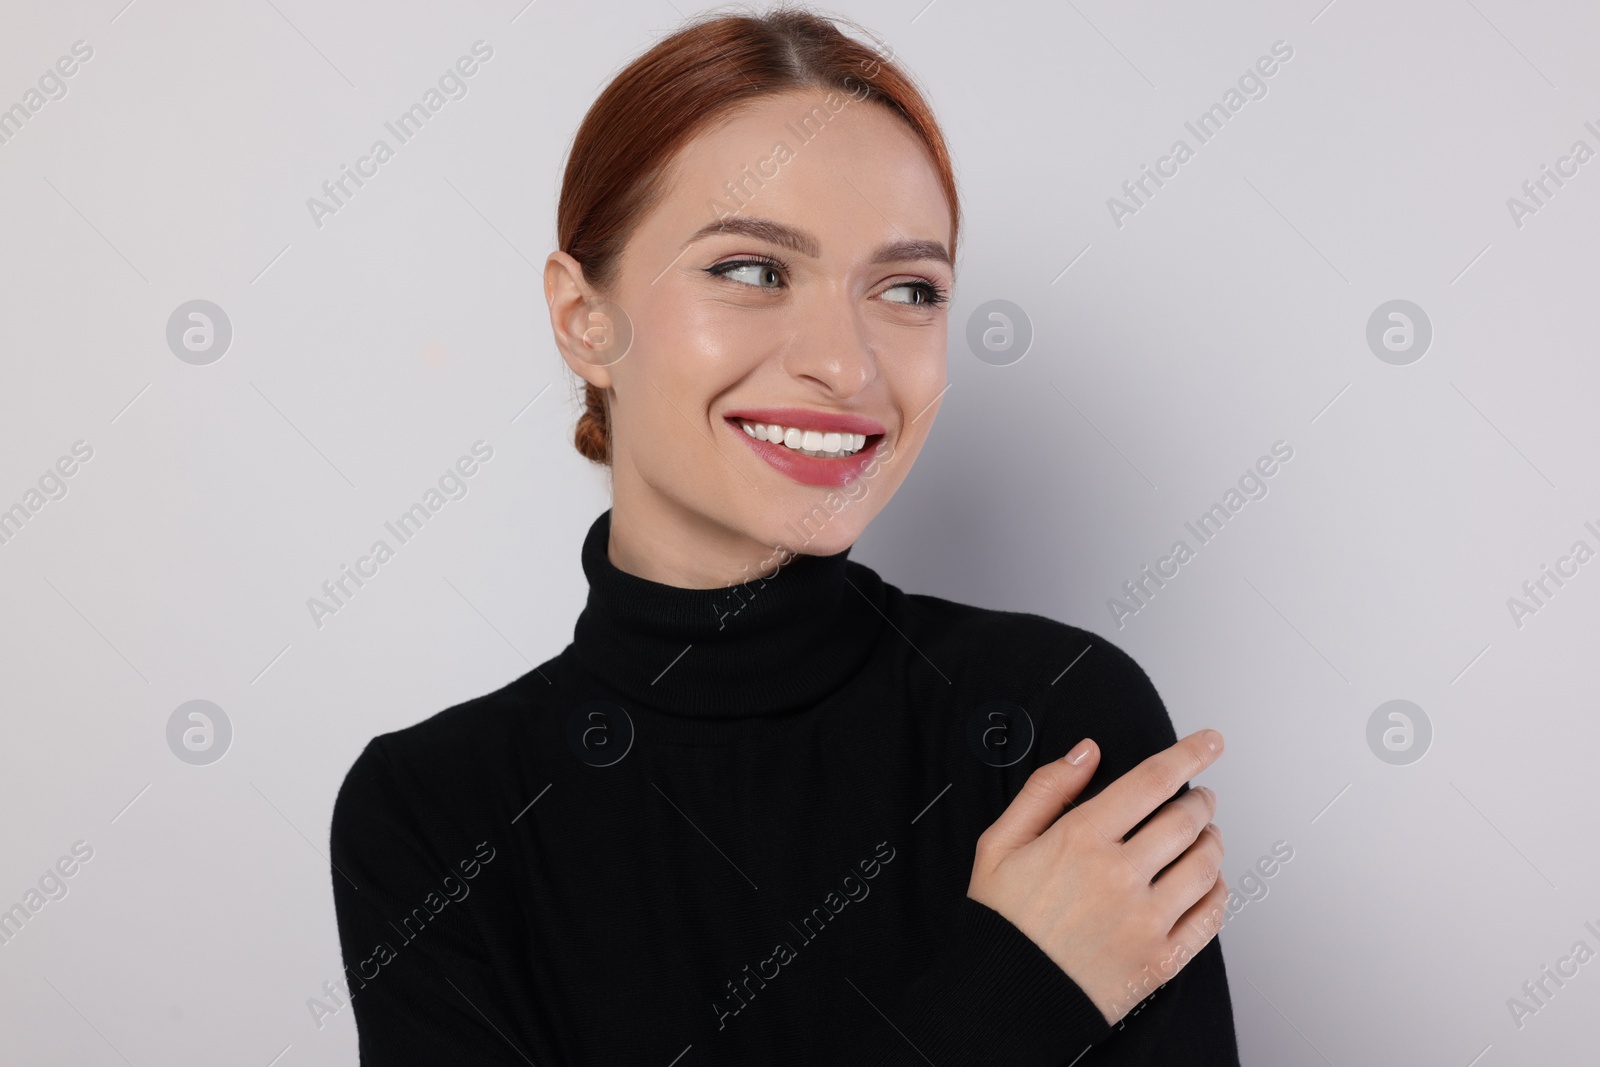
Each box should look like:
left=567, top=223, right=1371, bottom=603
left=544, top=251, right=633, bottom=388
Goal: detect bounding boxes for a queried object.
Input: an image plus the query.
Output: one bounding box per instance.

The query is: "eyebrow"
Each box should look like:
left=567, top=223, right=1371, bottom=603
left=681, top=216, right=951, bottom=268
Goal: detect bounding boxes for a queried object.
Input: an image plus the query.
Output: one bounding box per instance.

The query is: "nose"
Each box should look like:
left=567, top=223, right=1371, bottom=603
left=779, top=292, right=877, bottom=398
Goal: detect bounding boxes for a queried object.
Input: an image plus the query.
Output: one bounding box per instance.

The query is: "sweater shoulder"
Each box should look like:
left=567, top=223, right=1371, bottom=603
left=888, top=585, right=1179, bottom=769
left=385, top=666, right=548, bottom=757
left=331, top=665, right=555, bottom=827
left=894, top=585, right=1151, bottom=684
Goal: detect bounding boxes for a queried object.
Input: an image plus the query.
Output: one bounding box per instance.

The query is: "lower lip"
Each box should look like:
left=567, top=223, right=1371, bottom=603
left=725, top=419, right=885, bottom=487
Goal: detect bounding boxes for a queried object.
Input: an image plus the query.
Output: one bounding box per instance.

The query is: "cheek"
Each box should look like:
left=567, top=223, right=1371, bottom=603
left=865, top=344, right=943, bottom=476
left=612, top=302, right=757, bottom=457
left=891, top=334, right=948, bottom=421
left=677, top=303, right=768, bottom=380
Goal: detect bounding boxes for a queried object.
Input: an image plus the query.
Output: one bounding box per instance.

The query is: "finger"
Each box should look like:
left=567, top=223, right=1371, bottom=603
left=1149, top=822, right=1225, bottom=929
left=1122, top=785, right=1217, bottom=880
left=1165, top=864, right=1229, bottom=960
left=1081, top=729, right=1223, bottom=841
left=979, top=739, right=1101, bottom=854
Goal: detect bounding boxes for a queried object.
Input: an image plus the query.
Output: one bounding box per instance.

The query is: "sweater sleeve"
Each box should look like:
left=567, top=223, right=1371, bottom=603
left=846, top=892, right=1114, bottom=1065
left=328, top=737, right=531, bottom=1065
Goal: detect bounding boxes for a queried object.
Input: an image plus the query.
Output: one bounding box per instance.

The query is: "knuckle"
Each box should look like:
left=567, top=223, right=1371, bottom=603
left=1057, top=808, right=1097, bottom=848
left=1112, top=852, right=1151, bottom=890
left=1024, top=763, right=1064, bottom=801
left=973, top=826, right=1007, bottom=862
left=1140, top=761, right=1179, bottom=799
left=1170, top=808, right=1200, bottom=842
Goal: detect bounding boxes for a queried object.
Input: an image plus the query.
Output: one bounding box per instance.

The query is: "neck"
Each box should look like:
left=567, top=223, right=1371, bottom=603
left=608, top=498, right=783, bottom=590
left=605, top=458, right=806, bottom=588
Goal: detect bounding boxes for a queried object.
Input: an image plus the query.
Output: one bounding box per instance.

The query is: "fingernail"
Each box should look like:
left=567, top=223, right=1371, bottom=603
left=1065, top=738, right=1093, bottom=765
left=1203, top=730, right=1222, bottom=752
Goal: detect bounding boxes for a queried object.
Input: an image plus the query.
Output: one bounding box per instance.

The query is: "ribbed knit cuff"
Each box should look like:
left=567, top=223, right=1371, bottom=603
left=871, top=896, right=1113, bottom=1066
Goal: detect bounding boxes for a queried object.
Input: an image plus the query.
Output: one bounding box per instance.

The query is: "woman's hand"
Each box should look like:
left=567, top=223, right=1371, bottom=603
left=966, top=729, right=1228, bottom=1025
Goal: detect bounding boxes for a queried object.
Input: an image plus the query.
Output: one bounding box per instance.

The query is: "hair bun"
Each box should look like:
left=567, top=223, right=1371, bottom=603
left=574, top=382, right=611, bottom=465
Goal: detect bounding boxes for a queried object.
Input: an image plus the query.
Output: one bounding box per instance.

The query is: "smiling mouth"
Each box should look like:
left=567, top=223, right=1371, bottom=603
left=729, top=417, right=879, bottom=459
left=721, top=407, right=890, bottom=487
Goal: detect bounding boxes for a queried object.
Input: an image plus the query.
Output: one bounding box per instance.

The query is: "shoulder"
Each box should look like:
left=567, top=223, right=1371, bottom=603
left=331, top=666, right=553, bottom=833
left=893, top=585, right=1159, bottom=695
left=889, top=585, right=1178, bottom=774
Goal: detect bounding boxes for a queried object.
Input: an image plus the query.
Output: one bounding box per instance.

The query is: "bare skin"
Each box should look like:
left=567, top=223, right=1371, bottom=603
left=546, top=87, right=949, bottom=589
left=544, top=85, right=1227, bottom=1026
left=968, top=729, right=1229, bottom=1025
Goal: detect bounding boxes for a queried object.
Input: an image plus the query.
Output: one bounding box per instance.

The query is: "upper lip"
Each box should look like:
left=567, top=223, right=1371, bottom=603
left=723, top=406, right=887, bottom=436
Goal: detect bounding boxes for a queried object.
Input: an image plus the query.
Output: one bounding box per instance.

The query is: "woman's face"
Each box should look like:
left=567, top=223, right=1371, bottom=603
left=548, top=87, right=953, bottom=586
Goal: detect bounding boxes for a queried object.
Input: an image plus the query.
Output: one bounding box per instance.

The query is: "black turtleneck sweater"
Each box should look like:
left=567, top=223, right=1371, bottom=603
left=329, top=509, right=1240, bottom=1065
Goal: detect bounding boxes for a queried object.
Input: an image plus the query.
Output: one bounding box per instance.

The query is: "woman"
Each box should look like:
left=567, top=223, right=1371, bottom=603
left=330, top=7, right=1239, bottom=1064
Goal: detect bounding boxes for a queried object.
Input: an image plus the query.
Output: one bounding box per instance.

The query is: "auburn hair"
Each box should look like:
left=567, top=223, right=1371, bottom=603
left=555, top=3, right=961, bottom=465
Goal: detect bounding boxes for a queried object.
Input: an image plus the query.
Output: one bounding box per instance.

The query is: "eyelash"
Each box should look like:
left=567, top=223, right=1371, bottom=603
left=706, top=255, right=949, bottom=308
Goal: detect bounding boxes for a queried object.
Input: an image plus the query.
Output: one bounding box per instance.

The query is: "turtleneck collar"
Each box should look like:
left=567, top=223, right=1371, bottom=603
left=564, top=508, right=888, bottom=718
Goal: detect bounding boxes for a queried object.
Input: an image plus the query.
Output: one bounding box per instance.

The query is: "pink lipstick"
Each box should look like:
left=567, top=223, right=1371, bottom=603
left=722, top=407, right=888, bottom=487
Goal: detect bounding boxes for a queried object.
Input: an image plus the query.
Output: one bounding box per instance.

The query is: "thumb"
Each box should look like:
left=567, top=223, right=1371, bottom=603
left=980, top=739, right=1100, bottom=854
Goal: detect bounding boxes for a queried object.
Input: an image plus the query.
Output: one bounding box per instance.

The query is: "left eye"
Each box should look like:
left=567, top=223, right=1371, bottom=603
left=882, top=282, right=943, bottom=306
left=718, top=262, right=783, bottom=288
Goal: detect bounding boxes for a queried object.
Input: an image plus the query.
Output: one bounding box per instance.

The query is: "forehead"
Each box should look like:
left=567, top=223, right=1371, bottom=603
left=644, top=88, right=951, bottom=252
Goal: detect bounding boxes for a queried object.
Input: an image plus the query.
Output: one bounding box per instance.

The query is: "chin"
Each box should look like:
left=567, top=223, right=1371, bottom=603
left=756, top=511, right=866, bottom=559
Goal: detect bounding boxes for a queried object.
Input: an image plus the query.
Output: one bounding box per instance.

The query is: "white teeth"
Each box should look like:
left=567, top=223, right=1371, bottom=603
left=736, top=420, right=870, bottom=458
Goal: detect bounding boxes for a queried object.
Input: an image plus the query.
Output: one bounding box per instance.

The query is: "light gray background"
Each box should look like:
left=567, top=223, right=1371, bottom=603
left=2, top=0, right=1596, bottom=1063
